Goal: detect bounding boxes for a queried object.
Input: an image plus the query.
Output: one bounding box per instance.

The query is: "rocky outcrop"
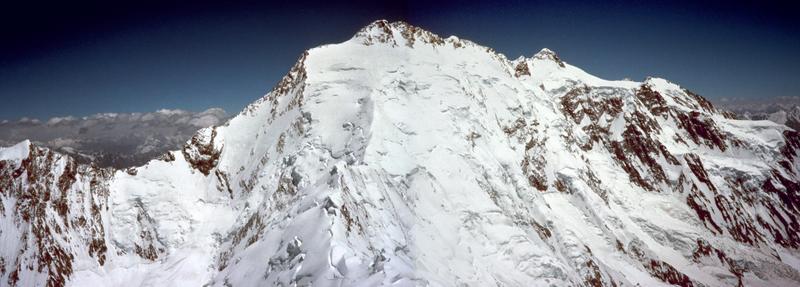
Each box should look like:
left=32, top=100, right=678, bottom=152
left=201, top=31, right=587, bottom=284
left=181, top=127, right=221, bottom=175
left=0, top=143, right=111, bottom=287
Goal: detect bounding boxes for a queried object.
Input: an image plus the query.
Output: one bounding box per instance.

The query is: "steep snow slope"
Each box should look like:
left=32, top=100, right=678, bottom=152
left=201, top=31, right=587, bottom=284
left=1, top=20, right=800, bottom=286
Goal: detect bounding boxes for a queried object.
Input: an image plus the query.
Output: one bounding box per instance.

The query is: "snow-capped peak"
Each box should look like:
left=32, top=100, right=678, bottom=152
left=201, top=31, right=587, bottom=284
left=1, top=20, right=799, bottom=287
left=534, top=47, right=557, bottom=58
left=532, top=47, right=566, bottom=67
left=352, top=20, right=445, bottom=48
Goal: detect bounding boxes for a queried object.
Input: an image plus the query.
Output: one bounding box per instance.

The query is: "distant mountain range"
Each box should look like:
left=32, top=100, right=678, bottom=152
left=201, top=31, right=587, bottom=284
left=716, top=97, right=800, bottom=131
left=0, top=108, right=227, bottom=168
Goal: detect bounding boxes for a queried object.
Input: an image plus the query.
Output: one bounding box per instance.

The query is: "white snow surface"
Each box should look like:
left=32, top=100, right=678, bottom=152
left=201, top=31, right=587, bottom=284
left=0, top=140, right=29, bottom=161
left=2, top=20, right=800, bottom=287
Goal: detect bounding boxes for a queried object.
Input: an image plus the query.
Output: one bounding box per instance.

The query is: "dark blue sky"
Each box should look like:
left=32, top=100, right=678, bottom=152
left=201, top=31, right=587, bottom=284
left=1, top=0, right=797, bottom=120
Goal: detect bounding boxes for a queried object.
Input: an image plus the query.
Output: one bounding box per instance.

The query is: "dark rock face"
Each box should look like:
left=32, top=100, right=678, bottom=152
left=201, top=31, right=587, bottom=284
left=675, top=111, right=727, bottom=151
left=514, top=62, right=531, bottom=77
left=644, top=259, right=694, bottom=287
left=636, top=84, right=669, bottom=116
left=181, top=127, right=222, bottom=176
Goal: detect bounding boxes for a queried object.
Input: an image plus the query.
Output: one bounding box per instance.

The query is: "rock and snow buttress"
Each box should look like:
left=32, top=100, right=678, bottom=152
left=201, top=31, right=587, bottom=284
left=1, top=20, right=800, bottom=286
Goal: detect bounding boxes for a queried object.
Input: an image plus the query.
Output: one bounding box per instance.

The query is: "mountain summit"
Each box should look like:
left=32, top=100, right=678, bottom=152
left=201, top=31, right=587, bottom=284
left=1, top=20, right=799, bottom=286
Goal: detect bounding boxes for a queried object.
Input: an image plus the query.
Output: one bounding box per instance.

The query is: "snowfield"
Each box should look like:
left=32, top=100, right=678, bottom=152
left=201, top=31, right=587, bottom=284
left=1, top=20, right=800, bottom=287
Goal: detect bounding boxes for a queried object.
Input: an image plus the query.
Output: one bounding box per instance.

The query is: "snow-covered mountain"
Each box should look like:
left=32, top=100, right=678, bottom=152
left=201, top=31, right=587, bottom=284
left=1, top=20, right=799, bottom=286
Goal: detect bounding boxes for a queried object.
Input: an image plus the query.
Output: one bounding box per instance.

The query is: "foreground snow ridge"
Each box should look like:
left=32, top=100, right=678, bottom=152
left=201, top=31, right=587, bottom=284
left=1, top=20, right=800, bottom=287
